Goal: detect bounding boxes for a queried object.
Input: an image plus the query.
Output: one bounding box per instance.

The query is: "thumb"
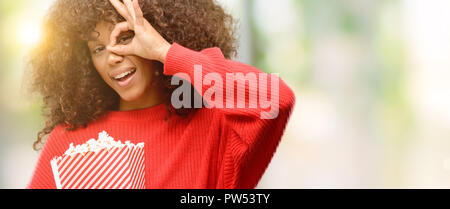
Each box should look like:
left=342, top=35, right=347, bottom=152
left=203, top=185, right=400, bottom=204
left=107, top=45, right=133, bottom=56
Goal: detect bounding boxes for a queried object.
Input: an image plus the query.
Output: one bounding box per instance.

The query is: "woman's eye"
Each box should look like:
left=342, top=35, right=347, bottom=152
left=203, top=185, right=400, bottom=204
left=117, top=31, right=135, bottom=44
left=93, top=46, right=105, bottom=54
left=117, top=35, right=133, bottom=44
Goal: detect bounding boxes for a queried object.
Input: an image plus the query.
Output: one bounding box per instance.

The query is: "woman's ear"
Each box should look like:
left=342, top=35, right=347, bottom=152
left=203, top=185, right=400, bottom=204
left=152, top=69, right=163, bottom=86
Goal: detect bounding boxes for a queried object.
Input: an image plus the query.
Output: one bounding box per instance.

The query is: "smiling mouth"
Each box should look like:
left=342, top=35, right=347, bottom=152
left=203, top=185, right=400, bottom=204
left=114, top=68, right=136, bottom=82
left=113, top=68, right=137, bottom=88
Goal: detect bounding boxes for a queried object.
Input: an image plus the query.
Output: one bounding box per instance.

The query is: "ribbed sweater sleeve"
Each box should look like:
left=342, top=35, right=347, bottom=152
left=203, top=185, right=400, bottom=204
left=163, top=43, right=296, bottom=188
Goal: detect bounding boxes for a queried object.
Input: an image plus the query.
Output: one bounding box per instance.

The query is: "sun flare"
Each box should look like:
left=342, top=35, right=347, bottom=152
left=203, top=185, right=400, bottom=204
left=17, top=22, right=42, bottom=48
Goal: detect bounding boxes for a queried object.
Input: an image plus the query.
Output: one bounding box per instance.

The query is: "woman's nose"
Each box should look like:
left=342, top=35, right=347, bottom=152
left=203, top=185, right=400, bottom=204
left=107, top=51, right=124, bottom=66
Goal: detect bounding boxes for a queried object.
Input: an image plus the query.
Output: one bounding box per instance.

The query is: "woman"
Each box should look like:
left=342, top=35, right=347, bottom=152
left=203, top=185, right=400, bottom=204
left=27, top=0, right=296, bottom=189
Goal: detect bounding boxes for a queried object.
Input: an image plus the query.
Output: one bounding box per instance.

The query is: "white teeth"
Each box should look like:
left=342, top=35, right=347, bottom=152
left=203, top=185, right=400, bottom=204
left=114, top=69, right=136, bottom=80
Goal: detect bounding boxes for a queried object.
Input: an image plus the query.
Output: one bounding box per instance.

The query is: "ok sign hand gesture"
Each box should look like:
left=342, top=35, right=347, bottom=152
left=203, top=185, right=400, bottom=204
left=107, top=0, right=171, bottom=63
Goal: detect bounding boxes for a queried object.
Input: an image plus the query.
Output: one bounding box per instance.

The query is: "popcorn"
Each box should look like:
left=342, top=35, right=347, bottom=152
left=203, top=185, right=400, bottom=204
left=50, top=131, right=146, bottom=189
left=59, top=131, right=144, bottom=157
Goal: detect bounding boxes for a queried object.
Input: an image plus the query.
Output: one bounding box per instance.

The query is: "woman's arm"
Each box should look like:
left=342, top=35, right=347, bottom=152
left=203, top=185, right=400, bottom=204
left=163, top=43, right=296, bottom=188
left=163, top=43, right=295, bottom=119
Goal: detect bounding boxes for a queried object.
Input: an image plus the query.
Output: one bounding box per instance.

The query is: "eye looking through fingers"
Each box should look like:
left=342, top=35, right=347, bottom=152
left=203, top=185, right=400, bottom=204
left=116, top=31, right=135, bottom=45
left=109, top=21, right=133, bottom=46
left=106, top=0, right=170, bottom=61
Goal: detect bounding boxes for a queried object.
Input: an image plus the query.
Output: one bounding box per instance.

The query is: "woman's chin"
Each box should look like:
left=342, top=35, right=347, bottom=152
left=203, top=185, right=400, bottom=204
left=118, top=91, right=142, bottom=102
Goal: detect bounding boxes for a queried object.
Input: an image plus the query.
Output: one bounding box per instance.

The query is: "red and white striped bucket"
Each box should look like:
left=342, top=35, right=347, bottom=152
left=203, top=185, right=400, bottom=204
left=50, top=131, right=145, bottom=189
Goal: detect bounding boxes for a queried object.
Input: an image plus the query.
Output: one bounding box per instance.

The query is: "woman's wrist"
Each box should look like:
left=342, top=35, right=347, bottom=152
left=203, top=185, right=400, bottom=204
left=157, top=42, right=172, bottom=64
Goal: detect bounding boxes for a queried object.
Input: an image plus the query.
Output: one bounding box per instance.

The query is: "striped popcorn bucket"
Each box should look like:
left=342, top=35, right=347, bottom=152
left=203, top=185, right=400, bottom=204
left=50, top=131, right=145, bottom=189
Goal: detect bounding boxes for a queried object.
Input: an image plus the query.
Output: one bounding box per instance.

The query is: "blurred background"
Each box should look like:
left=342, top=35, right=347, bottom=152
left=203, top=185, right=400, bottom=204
left=1, top=0, right=450, bottom=188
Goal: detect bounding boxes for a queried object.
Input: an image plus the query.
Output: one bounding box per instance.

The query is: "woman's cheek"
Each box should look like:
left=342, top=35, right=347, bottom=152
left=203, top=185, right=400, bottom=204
left=92, top=60, right=110, bottom=86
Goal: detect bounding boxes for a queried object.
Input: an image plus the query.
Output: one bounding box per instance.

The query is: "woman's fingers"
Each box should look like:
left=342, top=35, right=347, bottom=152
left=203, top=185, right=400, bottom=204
left=133, top=0, right=145, bottom=25
left=133, top=0, right=144, bottom=17
left=109, top=0, right=132, bottom=22
left=107, top=21, right=134, bottom=56
left=109, top=21, right=132, bottom=46
left=124, top=0, right=136, bottom=22
left=107, top=44, right=133, bottom=56
left=109, top=0, right=145, bottom=27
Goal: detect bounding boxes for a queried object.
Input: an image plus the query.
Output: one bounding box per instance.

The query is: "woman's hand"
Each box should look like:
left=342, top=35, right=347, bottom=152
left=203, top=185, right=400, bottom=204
left=107, top=0, right=171, bottom=63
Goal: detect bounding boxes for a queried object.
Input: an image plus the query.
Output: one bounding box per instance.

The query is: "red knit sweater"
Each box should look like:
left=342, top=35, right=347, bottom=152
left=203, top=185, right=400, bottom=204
left=27, top=43, right=296, bottom=189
